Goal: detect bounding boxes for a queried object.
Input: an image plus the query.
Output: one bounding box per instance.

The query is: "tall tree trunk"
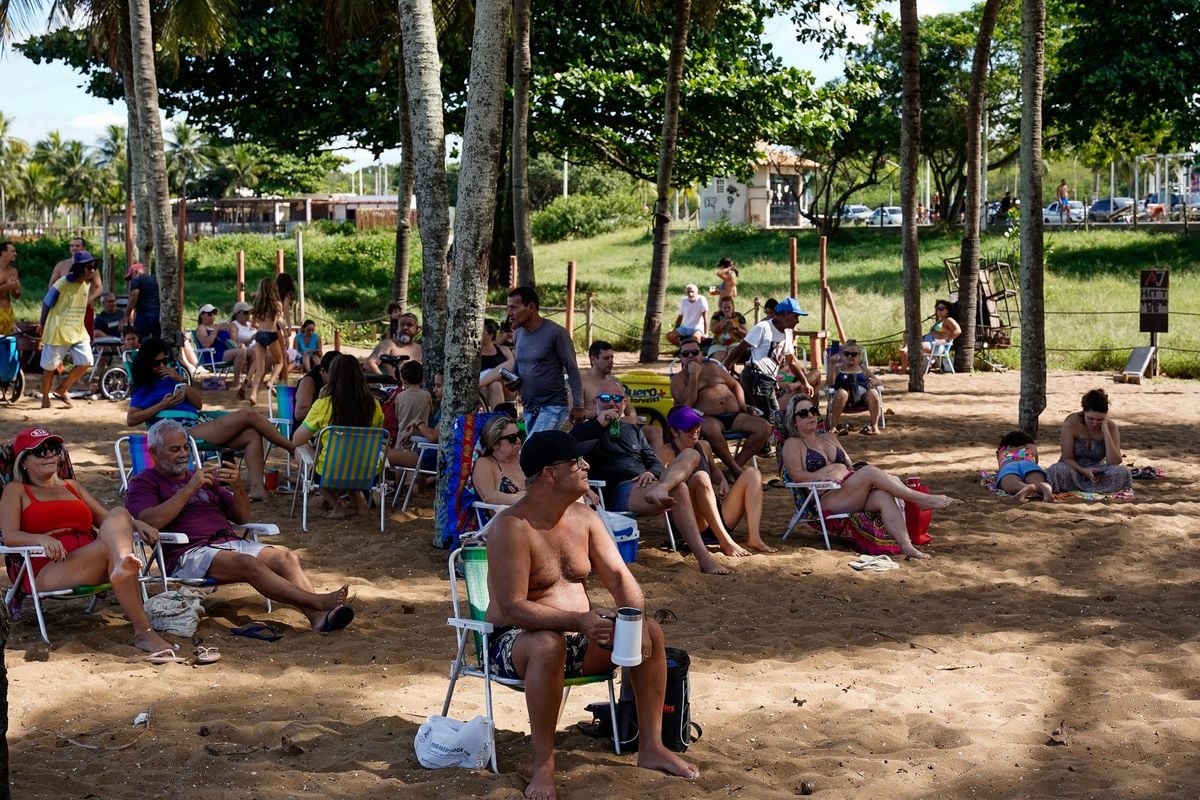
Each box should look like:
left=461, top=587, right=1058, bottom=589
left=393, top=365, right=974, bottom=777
left=393, top=65, right=415, bottom=310
left=0, top=603, right=9, bottom=799
left=128, top=0, right=179, bottom=345
left=511, top=0, right=535, bottom=287
left=1017, top=0, right=1047, bottom=434
left=399, top=0, right=450, bottom=393
left=437, top=0, right=510, bottom=544
left=639, top=0, right=691, bottom=363
left=121, top=64, right=152, bottom=265
left=899, top=0, right=924, bottom=392
left=956, top=0, right=1005, bottom=372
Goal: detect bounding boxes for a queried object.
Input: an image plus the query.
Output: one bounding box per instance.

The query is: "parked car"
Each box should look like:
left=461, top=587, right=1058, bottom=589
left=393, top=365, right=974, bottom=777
left=1043, top=200, right=1085, bottom=223
left=1088, top=197, right=1136, bottom=222
left=866, top=206, right=903, bottom=226
left=840, top=204, right=873, bottom=223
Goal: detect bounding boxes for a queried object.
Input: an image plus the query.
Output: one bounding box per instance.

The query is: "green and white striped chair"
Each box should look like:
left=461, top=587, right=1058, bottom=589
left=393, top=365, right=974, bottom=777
left=292, top=425, right=388, bottom=532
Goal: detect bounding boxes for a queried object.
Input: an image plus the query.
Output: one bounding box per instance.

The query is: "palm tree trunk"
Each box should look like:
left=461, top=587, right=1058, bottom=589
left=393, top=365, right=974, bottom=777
left=639, top=0, right=691, bottom=363
left=899, top=0, right=924, bottom=392
left=511, top=0, right=535, bottom=287
left=956, top=0, right=1005, bottom=372
left=393, top=62, right=415, bottom=310
left=128, top=0, right=180, bottom=345
left=1018, top=0, right=1047, bottom=435
left=399, top=0, right=450, bottom=392
left=0, top=601, right=9, bottom=799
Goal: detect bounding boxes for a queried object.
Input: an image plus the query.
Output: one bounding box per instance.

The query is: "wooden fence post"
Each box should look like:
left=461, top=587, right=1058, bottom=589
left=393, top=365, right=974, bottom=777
left=565, top=260, right=577, bottom=339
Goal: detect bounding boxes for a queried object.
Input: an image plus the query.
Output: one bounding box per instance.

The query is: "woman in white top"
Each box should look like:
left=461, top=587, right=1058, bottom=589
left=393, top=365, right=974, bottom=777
left=229, top=301, right=258, bottom=396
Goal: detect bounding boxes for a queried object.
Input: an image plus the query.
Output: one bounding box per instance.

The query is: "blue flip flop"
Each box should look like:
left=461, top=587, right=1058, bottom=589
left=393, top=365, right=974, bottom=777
left=230, top=622, right=283, bottom=641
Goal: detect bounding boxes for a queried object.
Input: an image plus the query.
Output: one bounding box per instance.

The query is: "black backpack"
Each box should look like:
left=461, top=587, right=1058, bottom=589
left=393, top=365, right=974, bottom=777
left=584, top=647, right=702, bottom=753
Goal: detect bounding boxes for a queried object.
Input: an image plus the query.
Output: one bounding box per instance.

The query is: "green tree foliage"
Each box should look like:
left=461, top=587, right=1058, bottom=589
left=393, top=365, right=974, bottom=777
left=1049, top=0, right=1200, bottom=153
left=530, top=194, right=643, bottom=243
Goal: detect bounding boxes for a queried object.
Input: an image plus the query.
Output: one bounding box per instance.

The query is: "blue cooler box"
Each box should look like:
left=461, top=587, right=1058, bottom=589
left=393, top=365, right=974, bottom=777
left=605, top=513, right=640, bottom=563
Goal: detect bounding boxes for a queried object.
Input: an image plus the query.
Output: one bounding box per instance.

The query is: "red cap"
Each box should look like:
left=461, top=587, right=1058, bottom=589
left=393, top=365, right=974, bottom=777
left=13, top=427, right=64, bottom=458
left=125, top=262, right=145, bottom=280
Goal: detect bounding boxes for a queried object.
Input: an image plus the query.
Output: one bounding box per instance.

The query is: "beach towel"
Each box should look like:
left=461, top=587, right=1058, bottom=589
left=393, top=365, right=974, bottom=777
left=433, top=412, right=502, bottom=550
left=978, top=470, right=1135, bottom=502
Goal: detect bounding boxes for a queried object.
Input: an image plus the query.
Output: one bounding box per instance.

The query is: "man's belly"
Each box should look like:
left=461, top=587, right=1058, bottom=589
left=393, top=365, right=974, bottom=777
left=695, top=387, right=739, bottom=414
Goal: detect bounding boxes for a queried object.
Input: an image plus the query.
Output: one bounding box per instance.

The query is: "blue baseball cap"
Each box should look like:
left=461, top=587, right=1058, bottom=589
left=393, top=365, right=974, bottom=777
left=774, top=297, right=808, bottom=316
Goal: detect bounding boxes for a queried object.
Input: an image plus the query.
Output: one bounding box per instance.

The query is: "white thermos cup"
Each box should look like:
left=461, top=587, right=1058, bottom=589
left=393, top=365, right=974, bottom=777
left=611, top=607, right=643, bottom=667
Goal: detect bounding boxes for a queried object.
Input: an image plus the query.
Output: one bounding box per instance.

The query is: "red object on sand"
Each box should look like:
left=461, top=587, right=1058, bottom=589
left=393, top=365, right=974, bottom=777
left=904, top=478, right=933, bottom=546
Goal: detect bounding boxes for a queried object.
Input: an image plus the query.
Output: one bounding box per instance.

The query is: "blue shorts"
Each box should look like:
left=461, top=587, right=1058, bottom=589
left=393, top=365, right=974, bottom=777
left=488, top=626, right=590, bottom=680
left=524, top=405, right=570, bottom=435
left=997, top=460, right=1045, bottom=482
left=603, top=479, right=638, bottom=513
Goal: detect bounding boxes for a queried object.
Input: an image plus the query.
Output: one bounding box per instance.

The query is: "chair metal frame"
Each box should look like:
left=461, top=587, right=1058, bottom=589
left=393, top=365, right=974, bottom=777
left=823, top=347, right=885, bottom=430
left=292, top=425, right=389, bottom=532
left=391, top=440, right=440, bottom=512
left=925, top=341, right=955, bottom=374
left=442, top=545, right=620, bottom=773
left=266, top=384, right=297, bottom=489
left=781, top=480, right=850, bottom=550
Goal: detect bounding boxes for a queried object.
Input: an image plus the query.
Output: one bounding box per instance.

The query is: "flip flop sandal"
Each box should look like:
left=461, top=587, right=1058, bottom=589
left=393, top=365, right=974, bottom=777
left=848, top=555, right=899, bottom=572
left=860, top=425, right=879, bottom=435
left=191, top=646, right=222, bottom=665
left=142, top=648, right=188, bottom=665
left=230, top=622, right=283, bottom=641
left=315, top=604, right=355, bottom=633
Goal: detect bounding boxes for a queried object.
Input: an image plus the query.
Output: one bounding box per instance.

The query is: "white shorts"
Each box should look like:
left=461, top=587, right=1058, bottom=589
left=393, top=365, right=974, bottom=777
left=172, top=538, right=270, bottom=581
left=40, top=341, right=94, bottom=370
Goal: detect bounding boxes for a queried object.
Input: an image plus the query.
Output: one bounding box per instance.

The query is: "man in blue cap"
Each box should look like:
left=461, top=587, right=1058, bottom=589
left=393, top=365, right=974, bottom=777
left=38, top=251, right=100, bottom=407
left=722, top=296, right=820, bottom=415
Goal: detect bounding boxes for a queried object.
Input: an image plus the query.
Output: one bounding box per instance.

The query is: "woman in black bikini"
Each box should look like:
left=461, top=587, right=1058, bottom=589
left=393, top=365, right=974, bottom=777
left=780, top=394, right=950, bottom=559
left=478, top=318, right=514, bottom=408
left=471, top=416, right=526, bottom=504
left=656, top=406, right=777, bottom=555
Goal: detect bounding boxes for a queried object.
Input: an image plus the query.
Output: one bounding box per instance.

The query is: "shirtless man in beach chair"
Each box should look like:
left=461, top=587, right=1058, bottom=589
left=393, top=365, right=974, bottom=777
left=581, top=340, right=662, bottom=449
left=670, top=343, right=769, bottom=477
left=486, top=430, right=700, bottom=800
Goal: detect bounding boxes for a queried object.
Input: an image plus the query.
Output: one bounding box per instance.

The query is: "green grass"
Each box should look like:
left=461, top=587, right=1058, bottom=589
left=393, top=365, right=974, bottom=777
left=12, top=224, right=1200, bottom=376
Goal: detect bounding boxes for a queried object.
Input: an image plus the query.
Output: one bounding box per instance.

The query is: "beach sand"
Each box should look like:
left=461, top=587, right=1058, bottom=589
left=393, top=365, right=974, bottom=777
left=4, top=360, right=1199, bottom=799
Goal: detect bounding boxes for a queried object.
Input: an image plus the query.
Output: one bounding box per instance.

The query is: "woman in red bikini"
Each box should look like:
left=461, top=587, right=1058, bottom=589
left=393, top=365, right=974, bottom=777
left=0, top=427, right=175, bottom=657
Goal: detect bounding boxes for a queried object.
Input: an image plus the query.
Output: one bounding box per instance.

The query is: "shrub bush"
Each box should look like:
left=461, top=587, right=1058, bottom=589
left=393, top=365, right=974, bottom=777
left=531, top=194, right=642, bottom=243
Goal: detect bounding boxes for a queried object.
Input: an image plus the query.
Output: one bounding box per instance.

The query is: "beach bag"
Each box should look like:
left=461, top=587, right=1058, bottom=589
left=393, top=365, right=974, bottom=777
left=743, top=363, right=778, bottom=398
left=583, top=647, right=702, bottom=753
left=413, top=714, right=493, bottom=769
left=144, top=588, right=206, bottom=638
left=903, top=478, right=933, bottom=546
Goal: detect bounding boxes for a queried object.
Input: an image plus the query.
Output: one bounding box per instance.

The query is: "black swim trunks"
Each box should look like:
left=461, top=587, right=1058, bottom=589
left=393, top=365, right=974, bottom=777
left=254, top=331, right=280, bottom=347
left=712, top=412, right=739, bottom=431
left=488, top=626, right=591, bottom=680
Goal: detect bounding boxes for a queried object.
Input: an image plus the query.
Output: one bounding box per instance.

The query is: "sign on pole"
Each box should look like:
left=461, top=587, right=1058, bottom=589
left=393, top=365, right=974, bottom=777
left=1139, top=269, right=1169, bottom=333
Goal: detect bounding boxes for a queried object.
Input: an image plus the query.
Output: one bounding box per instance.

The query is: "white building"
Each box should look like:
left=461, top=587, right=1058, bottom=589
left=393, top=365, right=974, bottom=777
left=698, top=145, right=819, bottom=230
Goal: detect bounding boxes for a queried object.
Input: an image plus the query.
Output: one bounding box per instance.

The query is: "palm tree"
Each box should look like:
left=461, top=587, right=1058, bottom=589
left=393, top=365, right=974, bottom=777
left=166, top=121, right=212, bottom=197
left=219, top=144, right=265, bottom=196
left=956, top=0, right=1007, bottom=373
left=0, top=111, right=28, bottom=224
left=511, top=0, right=534, bottom=286
left=19, top=160, right=52, bottom=224
left=1017, top=0, right=1046, bottom=434
left=899, top=0, right=923, bottom=392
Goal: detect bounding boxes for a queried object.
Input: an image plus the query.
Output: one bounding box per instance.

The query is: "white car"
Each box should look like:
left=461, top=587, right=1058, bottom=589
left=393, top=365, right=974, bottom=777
left=1043, top=200, right=1085, bottom=223
left=866, top=206, right=903, bottom=226
left=841, top=204, right=873, bottom=223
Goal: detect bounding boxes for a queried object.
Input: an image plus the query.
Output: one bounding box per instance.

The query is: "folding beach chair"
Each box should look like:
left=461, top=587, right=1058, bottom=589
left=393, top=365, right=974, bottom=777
left=441, top=545, right=620, bottom=773
left=925, top=340, right=955, bottom=374
left=293, top=425, right=388, bottom=532
left=823, top=344, right=885, bottom=431
left=192, top=330, right=234, bottom=383
left=266, top=384, right=297, bottom=486
left=392, top=440, right=440, bottom=512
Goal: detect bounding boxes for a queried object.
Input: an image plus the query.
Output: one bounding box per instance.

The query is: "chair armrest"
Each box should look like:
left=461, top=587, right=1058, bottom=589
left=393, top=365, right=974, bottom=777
left=471, top=501, right=506, bottom=514
left=156, top=532, right=190, bottom=545
left=235, top=523, right=280, bottom=538
left=448, top=617, right=493, bottom=634
left=295, top=444, right=316, bottom=468
left=0, top=545, right=45, bottom=557
left=588, top=479, right=606, bottom=489
left=784, top=481, right=842, bottom=491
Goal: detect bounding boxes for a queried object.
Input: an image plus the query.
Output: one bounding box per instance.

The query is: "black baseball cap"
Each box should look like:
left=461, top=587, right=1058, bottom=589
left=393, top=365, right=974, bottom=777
left=520, top=430, right=596, bottom=477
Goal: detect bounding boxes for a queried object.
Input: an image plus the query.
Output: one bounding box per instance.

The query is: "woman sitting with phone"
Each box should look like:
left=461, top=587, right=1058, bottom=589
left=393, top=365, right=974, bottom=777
left=126, top=338, right=295, bottom=502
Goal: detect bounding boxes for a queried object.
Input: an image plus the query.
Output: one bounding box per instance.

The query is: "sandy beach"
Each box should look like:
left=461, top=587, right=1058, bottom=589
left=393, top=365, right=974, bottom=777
left=4, top=359, right=1199, bottom=799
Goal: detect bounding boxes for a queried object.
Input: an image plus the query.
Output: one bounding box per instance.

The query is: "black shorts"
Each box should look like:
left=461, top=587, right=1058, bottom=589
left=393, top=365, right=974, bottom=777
left=254, top=331, right=280, bottom=347
left=712, top=412, right=739, bottom=431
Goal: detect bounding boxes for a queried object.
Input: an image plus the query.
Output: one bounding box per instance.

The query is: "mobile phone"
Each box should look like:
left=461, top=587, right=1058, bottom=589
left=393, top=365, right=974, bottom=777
left=173, top=382, right=188, bottom=395
left=499, top=367, right=520, bottom=385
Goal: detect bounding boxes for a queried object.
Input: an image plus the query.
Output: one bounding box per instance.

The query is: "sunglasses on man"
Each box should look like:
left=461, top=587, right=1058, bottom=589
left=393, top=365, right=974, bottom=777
left=680, top=349, right=701, bottom=357
left=597, top=393, right=624, bottom=403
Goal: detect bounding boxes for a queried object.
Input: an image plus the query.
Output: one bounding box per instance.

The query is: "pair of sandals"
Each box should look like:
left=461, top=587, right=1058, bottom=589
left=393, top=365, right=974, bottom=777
left=142, top=645, right=222, bottom=665
left=848, top=554, right=899, bottom=572
left=834, top=423, right=879, bottom=436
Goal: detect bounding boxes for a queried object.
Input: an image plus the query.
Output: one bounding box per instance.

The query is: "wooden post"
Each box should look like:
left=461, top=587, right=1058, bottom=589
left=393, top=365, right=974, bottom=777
left=236, top=250, right=246, bottom=303
left=177, top=199, right=187, bottom=327
left=334, top=328, right=342, bottom=352
left=819, top=235, right=827, bottom=331
left=509, top=254, right=518, bottom=288
left=275, top=249, right=285, bottom=275
left=585, top=291, right=594, bottom=349
left=296, top=228, right=305, bottom=323
left=789, top=237, right=798, bottom=298
left=565, top=261, right=577, bottom=338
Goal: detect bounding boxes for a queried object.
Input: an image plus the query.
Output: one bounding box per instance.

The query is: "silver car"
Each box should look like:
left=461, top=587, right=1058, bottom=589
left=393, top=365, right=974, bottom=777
left=866, top=206, right=903, bottom=226
left=1043, top=200, right=1084, bottom=223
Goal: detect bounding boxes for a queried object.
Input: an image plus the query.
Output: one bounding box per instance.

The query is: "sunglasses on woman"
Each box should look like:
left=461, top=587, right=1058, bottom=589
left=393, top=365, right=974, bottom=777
left=497, top=433, right=523, bottom=445
left=31, top=442, right=63, bottom=458
left=793, top=407, right=820, bottom=419
left=842, top=351, right=860, bottom=358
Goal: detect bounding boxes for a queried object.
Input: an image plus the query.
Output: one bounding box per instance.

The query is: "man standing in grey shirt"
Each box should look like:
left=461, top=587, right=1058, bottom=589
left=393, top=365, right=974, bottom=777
left=505, top=286, right=585, bottom=433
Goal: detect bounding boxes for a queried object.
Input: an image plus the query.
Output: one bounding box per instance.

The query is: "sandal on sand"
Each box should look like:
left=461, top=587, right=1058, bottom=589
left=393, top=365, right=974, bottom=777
left=860, top=425, right=879, bottom=435
left=191, top=646, right=222, bottom=665
left=848, top=554, right=899, bottom=572
left=142, top=648, right=188, bottom=665
left=314, top=603, right=355, bottom=633
left=230, top=622, right=283, bottom=641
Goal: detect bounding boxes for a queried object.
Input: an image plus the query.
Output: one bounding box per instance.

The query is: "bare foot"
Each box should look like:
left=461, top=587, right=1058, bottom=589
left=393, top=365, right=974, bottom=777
left=747, top=540, right=779, bottom=554
left=40, top=397, right=50, bottom=409
left=325, top=507, right=351, bottom=519
left=901, top=545, right=931, bottom=560
left=109, top=553, right=144, bottom=585
left=1013, top=484, right=1038, bottom=503
left=644, top=483, right=676, bottom=510
left=524, top=763, right=558, bottom=800
left=720, top=542, right=753, bottom=558
left=698, top=559, right=733, bottom=575
left=913, top=493, right=954, bottom=510
left=1040, top=485, right=1055, bottom=502
left=134, top=627, right=175, bottom=654
left=57, top=392, right=73, bottom=408
left=637, top=745, right=700, bottom=780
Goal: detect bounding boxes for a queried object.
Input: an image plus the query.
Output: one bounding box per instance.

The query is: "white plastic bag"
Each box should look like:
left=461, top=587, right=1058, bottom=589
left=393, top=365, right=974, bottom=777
left=143, top=588, right=206, bottom=637
left=414, top=714, right=493, bottom=769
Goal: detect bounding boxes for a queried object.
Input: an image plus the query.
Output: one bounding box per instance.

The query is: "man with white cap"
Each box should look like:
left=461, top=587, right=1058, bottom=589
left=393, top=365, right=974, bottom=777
left=122, top=262, right=161, bottom=341
left=666, top=283, right=708, bottom=346
left=723, top=296, right=819, bottom=415
left=38, top=251, right=100, bottom=407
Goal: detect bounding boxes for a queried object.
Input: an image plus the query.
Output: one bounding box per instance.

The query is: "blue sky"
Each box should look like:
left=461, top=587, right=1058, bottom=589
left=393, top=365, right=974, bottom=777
left=1, top=0, right=976, bottom=171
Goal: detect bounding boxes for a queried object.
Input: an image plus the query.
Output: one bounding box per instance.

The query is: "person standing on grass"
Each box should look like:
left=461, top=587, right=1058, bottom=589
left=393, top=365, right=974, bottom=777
left=1057, top=179, right=1070, bottom=223
left=505, top=286, right=585, bottom=434
left=0, top=241, right=20, bottom=336
left=37, top=252, right=100, bottom=408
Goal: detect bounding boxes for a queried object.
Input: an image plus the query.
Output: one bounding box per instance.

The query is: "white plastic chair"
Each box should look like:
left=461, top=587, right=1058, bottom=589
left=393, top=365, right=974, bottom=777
left=925, top=341, right=955, bottom=374
left=391, top=440, right=440, bottom=512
